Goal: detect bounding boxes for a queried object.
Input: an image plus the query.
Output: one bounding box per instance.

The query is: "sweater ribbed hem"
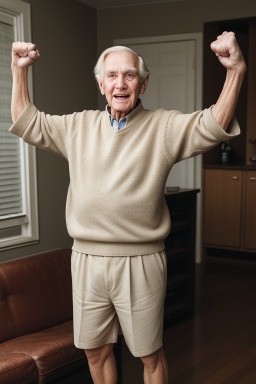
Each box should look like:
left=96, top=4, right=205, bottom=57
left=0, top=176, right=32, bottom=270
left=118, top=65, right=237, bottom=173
left=72, top=239, right=165, bottom=257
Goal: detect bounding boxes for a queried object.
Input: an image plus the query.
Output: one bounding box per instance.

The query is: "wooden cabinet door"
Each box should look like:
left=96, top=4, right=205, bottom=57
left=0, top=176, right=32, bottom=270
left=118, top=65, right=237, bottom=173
left=203, top=169, right=243, bottom=248
left=244, top=171, right=256, bottom=250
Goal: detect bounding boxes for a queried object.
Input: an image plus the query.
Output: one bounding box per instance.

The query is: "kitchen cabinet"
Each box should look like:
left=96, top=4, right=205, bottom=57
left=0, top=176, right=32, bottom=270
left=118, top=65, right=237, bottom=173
left=203, top=169, right=243, bottom=248
left=203, top=169, right=256, bottom=253
left=244, top=171, right=256, bottom=250
left=164, top=189, right=199, bottom=326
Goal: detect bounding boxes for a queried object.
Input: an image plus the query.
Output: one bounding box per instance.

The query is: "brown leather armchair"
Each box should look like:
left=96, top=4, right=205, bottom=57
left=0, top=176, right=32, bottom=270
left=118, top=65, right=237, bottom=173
left=0, top=249, right=122, bottom=384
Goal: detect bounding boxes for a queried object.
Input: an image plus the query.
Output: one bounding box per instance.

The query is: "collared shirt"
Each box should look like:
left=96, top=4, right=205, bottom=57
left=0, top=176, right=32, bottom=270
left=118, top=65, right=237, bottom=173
left=106, top=106, right=127, bottom=131
left=106, top=99, right=141, bottom=131
left=109, top=114, right=127, bottom=131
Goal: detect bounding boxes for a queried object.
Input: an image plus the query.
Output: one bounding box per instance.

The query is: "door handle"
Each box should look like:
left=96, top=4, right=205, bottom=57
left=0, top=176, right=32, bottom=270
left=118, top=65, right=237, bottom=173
left=250, top=177, right=256, bottom=181
left=231, top=176, right=239, bottom=180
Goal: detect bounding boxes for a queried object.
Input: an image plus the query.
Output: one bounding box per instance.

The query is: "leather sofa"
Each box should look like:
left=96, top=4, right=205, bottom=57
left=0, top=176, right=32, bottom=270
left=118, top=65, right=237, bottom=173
left=0, top=249, right=122, bottom=384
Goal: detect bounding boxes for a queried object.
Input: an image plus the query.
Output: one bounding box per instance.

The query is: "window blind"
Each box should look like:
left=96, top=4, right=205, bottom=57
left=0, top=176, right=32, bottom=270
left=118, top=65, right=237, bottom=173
left=0, top=19, right=23, bottom=219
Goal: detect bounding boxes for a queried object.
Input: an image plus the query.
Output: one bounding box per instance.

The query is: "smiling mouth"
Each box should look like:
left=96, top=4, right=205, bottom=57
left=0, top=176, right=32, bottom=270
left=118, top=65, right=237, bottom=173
left=114, top=95, right=129, bottom=99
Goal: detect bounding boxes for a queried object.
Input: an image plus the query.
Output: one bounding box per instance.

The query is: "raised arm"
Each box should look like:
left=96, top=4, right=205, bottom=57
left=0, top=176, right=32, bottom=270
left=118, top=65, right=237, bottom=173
left=210, top=31, right=246, bottom=131
left=11, top=42, right=40, bottom=122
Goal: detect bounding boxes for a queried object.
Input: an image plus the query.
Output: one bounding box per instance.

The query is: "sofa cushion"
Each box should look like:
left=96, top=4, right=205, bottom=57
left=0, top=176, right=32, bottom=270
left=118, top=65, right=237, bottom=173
left=0, top=321, right=87, bottom=384
left=0, top=352, right=37, bottom=384
left=0, top=249, right=73, bottom=337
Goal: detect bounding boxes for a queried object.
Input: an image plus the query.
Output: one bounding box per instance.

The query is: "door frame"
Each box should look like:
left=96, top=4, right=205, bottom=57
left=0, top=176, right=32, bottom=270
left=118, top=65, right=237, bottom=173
left=114, top=33, right=203, bottom=263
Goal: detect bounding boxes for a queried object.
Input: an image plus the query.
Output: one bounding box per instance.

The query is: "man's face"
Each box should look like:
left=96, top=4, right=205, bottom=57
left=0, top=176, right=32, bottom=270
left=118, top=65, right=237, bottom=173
left=97, top=50, right=148, bottom=121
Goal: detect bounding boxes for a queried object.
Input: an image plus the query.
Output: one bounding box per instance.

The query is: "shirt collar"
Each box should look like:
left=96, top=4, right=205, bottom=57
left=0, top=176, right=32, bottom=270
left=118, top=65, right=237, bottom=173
left=106, top=99, right=141, bottom=130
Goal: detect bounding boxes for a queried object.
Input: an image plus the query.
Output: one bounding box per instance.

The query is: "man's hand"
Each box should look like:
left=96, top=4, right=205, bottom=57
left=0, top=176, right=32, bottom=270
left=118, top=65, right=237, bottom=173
left=11, top=42, right=40, bottom=122
left=210, top=31, right=246, bottom=75
left=210, top=31, right=246, bottom=131
left=12, top=42, right=40, bottom=69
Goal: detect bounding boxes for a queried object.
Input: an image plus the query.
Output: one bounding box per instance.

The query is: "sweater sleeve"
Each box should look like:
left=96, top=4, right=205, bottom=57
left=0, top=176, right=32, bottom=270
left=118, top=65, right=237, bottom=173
left=9, top=102, right=83, bottom=159
left=163, top=106, right=241, bottom=164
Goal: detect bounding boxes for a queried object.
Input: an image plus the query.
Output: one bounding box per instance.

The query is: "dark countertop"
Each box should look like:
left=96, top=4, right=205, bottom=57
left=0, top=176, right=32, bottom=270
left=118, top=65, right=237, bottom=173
left=164, top=188, right=200, bottom=196
left=204, top=164, right=256, bottom=171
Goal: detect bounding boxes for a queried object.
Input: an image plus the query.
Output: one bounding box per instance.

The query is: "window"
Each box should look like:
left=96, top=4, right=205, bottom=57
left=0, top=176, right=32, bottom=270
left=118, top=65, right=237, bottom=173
left=0, top=0, right=38, bottom=249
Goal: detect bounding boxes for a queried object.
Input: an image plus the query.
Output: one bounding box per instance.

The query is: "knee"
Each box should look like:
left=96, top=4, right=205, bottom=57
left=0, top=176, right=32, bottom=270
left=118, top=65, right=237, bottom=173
left=85, top=343, right=114, bottom=367
left=140, top=347, right=163, bottom=374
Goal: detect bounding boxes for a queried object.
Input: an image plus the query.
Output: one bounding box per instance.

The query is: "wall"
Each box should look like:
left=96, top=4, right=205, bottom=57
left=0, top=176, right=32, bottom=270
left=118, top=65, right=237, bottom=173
left=97, top=0, right=256, bottom=109
left=1, top=0, right=97, bottom=262
left=98, top=0, right=256, bottom=49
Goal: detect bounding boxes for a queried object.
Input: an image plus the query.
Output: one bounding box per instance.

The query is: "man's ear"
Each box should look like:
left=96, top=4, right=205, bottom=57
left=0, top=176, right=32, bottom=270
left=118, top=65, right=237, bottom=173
left=97, top=78, right=105, bottom=95
left=140, top=76, right=149, bottom=95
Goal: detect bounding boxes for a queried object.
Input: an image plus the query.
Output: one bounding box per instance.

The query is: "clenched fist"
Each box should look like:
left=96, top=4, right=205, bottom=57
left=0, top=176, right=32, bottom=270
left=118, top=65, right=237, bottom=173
left=12, top=42, right=40, bottom=68
left=210, top=31, right=246, bottom=75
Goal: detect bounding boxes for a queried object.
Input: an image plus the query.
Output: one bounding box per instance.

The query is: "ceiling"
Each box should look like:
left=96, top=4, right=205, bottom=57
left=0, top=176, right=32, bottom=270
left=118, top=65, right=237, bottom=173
left=77, top=0, right=184, bottom=10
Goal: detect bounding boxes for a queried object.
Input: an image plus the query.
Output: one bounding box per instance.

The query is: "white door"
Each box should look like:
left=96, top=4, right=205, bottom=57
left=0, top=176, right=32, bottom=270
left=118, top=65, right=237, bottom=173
left=127, top=40, right=196, bottom=188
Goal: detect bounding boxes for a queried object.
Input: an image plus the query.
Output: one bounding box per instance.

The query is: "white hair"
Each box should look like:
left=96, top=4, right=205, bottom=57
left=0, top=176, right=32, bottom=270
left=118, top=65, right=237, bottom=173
left=94, top=45, right=150, bottom=82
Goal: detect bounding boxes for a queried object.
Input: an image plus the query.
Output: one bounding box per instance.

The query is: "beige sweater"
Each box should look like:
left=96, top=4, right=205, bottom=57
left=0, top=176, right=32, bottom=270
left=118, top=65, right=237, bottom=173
left=10, top=102, right=240, bottom=256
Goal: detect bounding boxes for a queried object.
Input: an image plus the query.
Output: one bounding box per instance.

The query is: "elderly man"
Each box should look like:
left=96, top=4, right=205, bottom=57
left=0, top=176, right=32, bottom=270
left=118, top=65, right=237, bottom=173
left=11, top=32, right=245, bottom=384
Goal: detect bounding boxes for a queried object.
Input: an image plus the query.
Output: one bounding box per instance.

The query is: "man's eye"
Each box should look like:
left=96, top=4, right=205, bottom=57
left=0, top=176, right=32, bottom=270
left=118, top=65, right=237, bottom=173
left=126, top=73, right=134, bottom=78
left=108, top=74, right=116, bottom=78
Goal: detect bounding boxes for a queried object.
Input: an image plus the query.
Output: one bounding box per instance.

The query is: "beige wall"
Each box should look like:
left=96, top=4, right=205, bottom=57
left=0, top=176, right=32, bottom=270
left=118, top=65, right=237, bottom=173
left=1, top=0, right=97, bottom=262
left=97, top=0, right=256, bottom=109
left=98, top=0, right=256, bottom=50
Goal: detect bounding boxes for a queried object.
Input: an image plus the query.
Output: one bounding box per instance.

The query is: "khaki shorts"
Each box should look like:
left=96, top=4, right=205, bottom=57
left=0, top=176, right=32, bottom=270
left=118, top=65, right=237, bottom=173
left=71, top=250, right=167, bottom=357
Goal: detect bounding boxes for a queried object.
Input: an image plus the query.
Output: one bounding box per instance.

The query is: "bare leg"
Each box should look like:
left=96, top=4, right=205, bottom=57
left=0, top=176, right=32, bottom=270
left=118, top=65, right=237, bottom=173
left=140, top=347, right=168, bottom=384
left=85, top=343, right=117, bottom=384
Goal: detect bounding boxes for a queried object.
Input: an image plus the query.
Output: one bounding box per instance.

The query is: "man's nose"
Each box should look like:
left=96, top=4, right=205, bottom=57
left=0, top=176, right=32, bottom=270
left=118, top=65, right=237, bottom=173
left=115, top=75, right=126, bottom=89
